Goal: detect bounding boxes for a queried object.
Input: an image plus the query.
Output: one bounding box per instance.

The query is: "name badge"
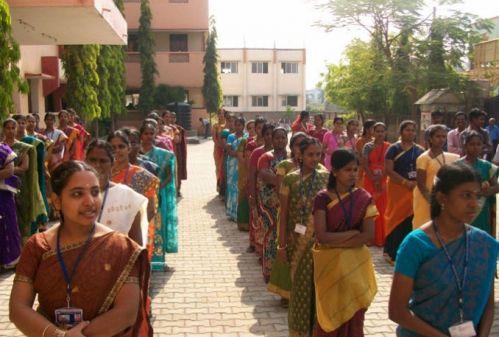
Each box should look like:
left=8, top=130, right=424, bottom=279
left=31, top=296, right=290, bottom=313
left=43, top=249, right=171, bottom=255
left=55, top=307, right=83, bottom=329
left=294, top=224, right=307, bottom=235
left=373, top=169, right=382, bottom=176
left=448, top=321, right=476, bottom=337
left=407, top=171, right=417, bottom=179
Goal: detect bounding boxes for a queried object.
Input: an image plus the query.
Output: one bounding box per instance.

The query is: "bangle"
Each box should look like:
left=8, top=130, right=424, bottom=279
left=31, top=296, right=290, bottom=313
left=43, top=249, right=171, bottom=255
left=52, top=328, right=66, bottom=337
left=277, top=245, right=287, bottom=250
left=42, top=324, right=52, bottom=337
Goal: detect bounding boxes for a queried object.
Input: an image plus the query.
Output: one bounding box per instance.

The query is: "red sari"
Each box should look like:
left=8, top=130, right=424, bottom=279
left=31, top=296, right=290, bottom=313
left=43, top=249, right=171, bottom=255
left=362, top=141, right=390, bottom=246
left=14, top=232, right=153, bottom=336
left=61, top=126, right=81, bottom=161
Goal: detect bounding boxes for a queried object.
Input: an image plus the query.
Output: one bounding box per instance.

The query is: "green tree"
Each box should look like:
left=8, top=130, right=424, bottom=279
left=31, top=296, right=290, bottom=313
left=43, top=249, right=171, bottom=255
left=153, top=84, right=186, bottom=108
left=62, top=45, right=101, bottom=120
left=202, top=17, right=223, bottom=114
left=137, top=0, right=156, bottom=113
left=0, top=0, right=28, bottom=118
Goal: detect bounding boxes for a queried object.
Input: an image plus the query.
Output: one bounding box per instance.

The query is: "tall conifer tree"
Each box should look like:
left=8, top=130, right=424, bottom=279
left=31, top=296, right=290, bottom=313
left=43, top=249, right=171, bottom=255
left=202, top=17, right=223, bottom=115
left=137, top=0, right=156, bottom=113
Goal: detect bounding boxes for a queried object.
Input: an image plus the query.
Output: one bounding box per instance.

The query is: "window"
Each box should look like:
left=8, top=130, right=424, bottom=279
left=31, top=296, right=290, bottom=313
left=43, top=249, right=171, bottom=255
left=170, top=34, right=188, bottom=52
left=221, top=61, right=238, bottom=74
left=281, top=62, right=298, bottom=74
left=127, top=32, right=139, bottom=52
left=223, top=96, right=239, bottom=107
left=252, top=96, right=269, bottom=107
left=282, top=95, right=298, bottom=107
left=251, top=62, right=269, bottom=74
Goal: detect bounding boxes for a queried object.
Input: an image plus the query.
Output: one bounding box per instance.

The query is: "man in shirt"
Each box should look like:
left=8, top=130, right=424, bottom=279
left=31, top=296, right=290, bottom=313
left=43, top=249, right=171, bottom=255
left=486, top=117, right=499, bottom=160
left=446, top=111, right=466, bottom=156
left=459, top=108, right=493, bottom=159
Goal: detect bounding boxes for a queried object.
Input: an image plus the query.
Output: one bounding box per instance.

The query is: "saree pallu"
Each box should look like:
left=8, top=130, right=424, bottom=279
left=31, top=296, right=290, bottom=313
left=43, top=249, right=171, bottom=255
left=62, top=126, right=80, bottom=161
left=267, top=159, right=298, bottom=299
left=22, top=136, right=49, bottom=216
left=363, top=142, right=390, bottom=246
left=226, top=133, right=246, bottom=220
left=112, top=165, right=160, bottom=259
left=14, top=232, right=152, bottom=336
left=249, top=146, right=267, bottom=257
left=281, top=169, right=329, bottom=337
left=212, top=122, right=225, bottom=194
left=355, top=137, right=372, bottom=188
left=312, top=246, right=376, bottom=336
left=173, top=125, right=187, bottom=182
left=236, top=138, right=250, bottom=231
left=396, top=228, right=498, bottom=336
left=246, top=139, right=260, bottom=249
left=12, top=141, right=48, bottom=238
left=73, top=123, right=89, bottom=160
left=0, top=144, right=21, bottom=266
left=143, top=147, right=178, bottom=271
left=221, top=129, right=231, bottom=198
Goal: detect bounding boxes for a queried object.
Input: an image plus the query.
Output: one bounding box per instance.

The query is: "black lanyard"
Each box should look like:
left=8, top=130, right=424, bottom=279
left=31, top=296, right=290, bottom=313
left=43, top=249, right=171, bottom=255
left=432, top=221, right=469, bottom=323
left=97, top=185, right=110, bottom=223
left=299, top=169, right=317, bottom=224
left=334, top=189, right=353, bottom=228
left=56, top=224, right=96, bottom=307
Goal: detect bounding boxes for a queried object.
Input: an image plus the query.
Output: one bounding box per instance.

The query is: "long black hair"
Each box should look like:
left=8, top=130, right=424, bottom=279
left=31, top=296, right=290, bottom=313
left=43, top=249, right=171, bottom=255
left=289, top=132, right=308, bottom=158
left=361, top=119, right=376, bottom=136
left=430, top=163, right=481, bottom=219
left=86, top=139, right=114, bottom=164
left=327, top=149, right=358, bottom=190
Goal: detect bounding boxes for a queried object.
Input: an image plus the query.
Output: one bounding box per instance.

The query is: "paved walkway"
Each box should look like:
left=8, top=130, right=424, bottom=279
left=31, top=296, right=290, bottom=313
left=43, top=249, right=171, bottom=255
left=2, top=140, right=499, bottom=336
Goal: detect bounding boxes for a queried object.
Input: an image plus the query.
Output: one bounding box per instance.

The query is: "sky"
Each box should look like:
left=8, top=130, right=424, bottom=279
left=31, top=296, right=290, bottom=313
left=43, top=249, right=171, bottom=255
left=209, top=0, right=498, bottom=89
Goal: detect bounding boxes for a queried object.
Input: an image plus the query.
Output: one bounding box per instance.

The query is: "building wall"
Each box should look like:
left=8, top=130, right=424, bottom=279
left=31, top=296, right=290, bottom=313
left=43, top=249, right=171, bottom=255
left=219, top=48, right=306, bottom=115
left=13, top=45, right=59, bottom=117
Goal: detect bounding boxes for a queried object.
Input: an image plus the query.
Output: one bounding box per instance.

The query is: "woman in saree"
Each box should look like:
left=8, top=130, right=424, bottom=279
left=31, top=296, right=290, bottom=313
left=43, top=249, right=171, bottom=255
left=212, top=109, right=227, bottom=195
left=14, top=114, right=50, bottom=227
left=277, top=137, right=329, bottom=337
left=123, top=128, right=160, bottom=177
left=389, top=163, right=498, bottom=337
left=85, top=139, right=148, bottom=248
left=140, top=122, right=178, bottom=271
left=291, top=110, right=312, bottom=134
left=312, top=149, right=378, bottom=336
left=309, top=114, right=327, bottom=143
left=343, top=119, right=359, bottom=151
left=267, top=131, right=309, bottom=302
left=457, top=131, right=499, bottom=236
left=323, top=117, right=346, bottom=171
left=249, top=123, right=275, bottom=258
left=362, top=122, right=390, bottom=246
left=383, top=121, right=425, bottom=264
left=256, top=127, right=288, bottom=282
left=413, top=125, right=459, bottom=229
left=220, top=113, right=235, bottom=201
left=0, top=142, right=22, bottom=270
left=225, top=116, right=247, bottom=221
left=236, top=120, right=256, bottom=231
left=58, top=109, right=81, bottom=161
left=355, top=119, right=376, bottom=188
left=41, top=112, right=67, bottom=173
left=9, top=160, right=152, bottom=337
left=3, top=118, right=47, bottom=239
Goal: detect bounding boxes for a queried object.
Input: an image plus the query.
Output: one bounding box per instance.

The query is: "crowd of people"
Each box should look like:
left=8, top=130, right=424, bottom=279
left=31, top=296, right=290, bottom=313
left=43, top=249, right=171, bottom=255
left=212, top=107, right=499, bottom=337
left=2, top=109, right=189, bottom=336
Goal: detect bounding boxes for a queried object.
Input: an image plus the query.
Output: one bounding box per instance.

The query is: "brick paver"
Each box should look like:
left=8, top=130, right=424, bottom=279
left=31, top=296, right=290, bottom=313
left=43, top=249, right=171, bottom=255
left=1, top=140, right=499, bottom=336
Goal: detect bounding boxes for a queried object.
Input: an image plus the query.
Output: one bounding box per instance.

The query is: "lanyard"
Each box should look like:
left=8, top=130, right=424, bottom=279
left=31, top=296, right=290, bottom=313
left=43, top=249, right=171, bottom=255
left=432, top=221, right=469, bottom=323
left=97, top=184, right=109, bottom=223
left=334, top=189, right=353, bottom=228
left=433, top=151, right=446, bottom=167
left=299, top=169, right=317, bottom=224
left=56, top=223, right=96, bottom=307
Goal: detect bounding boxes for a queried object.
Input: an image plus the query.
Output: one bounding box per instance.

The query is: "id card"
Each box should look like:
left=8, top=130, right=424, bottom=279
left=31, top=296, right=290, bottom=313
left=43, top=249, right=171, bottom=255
left=55, top=307, right=83, bottom=329
left=373, top=169, right=382, bottom=176
left=407, top=171, right=417, bottom=179
left=448, top=321, right=476, bottom=337
left=294, top=224, right=307, bottom=235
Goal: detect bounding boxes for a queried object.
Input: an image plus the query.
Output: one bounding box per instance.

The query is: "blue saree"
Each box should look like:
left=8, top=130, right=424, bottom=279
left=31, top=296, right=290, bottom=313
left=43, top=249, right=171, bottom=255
left=395, top=228, right=498, bottom=336
left=143, top=146, right=178, bottom=271
left=225, top=132, right=247, bottom=220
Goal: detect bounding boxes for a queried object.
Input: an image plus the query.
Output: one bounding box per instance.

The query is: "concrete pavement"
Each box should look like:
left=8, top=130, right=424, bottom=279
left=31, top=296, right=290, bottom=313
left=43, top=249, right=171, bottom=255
left=1, top=139, right=499, bottom=336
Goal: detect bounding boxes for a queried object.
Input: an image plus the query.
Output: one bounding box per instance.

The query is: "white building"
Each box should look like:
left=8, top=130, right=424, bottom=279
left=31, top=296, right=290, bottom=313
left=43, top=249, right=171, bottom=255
left=219, top=48, right=306, bottom=119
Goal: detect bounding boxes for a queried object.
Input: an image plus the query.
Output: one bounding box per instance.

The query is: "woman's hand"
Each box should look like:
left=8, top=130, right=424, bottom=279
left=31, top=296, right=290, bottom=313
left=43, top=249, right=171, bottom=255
left=65, top=321, right=90, bottom=337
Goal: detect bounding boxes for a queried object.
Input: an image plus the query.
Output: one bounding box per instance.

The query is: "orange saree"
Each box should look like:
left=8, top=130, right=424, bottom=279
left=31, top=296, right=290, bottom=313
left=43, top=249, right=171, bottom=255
left=14, top=232, right=152, bottom=336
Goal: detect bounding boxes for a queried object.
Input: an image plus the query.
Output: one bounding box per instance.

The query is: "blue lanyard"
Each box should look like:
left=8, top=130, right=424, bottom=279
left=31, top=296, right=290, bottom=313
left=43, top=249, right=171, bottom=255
left=299, top=169, right=317, bottom=224
left=334, top=189, right=353, bottom=228
left=56, top=223, right=96, bottom=307
left=432, top=221, right=469, bottom=323
left=97, top=185, right=110, bottom=223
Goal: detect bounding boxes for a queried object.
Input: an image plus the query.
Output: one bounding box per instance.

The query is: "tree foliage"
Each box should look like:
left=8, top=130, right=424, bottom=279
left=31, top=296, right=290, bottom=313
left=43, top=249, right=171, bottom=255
left=318, top=0, right=493, bottom=118
left=0, top=0, right=28, bottom=119
left=62, top=45, right=101, bottom=120
left=202, top=17, right=223, bottom=113
left=153, top=84, right=186, bottom=108
left=137, top=0, right=156, bottom=113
